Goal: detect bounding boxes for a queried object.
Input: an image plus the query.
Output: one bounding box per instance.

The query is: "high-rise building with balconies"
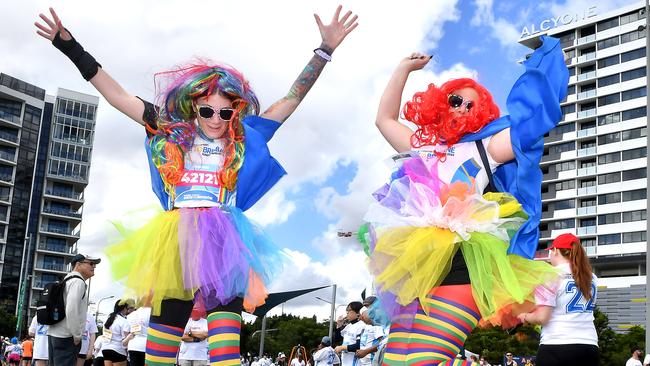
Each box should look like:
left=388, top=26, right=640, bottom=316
left=0, top=73, right=98, bottom=334
left=520, top=2, right=647, bottom=331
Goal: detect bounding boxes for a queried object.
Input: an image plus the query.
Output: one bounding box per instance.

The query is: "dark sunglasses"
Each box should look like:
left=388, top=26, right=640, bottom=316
left=196, top=105, right=236, bottom=121
left=448, top=94, right=474, bottom=111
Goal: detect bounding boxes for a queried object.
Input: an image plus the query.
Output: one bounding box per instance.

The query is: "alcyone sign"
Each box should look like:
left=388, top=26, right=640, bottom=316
left=520, top=6, right=598, bottom=38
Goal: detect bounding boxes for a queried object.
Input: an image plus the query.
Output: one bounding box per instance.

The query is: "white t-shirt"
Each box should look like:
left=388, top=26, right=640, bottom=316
left=80, top=312, right=98, bottom=355
left=627, top=358, right=643, bottom=366
left=358, top=324, right=386, bottom=366
left=536, top=263, right=598, bottom=346
left=313, top=346, right=339, bottom=366
left=100, top=314, right=130, bottom=355
left=340, top=320, right=366, bottom=366
left=28, top=316, right=48, bottom=360
left=416, top=137, right=499, bottom=194
left=127, top=307, right=151, bottom=353
left=174, top=136, right=236, bottom=208
left=291, top=358, right=306, bottom=366
left=178, top=318, right=208, bottom=361
left=93, top=336, right=106, bottom=358
left=643, top=354, right=650, bottom=366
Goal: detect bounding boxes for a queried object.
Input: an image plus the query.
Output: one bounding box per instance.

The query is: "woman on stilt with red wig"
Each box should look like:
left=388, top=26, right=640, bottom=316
left=363, top=37, right=569, bottom=366
left=35, top=6, right=358, bottom=366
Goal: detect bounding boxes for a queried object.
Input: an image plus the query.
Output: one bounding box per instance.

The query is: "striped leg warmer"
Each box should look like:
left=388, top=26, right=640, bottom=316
left=207, top=311, right=242, bottom=366
left=145, top=323, right=184, bottom=365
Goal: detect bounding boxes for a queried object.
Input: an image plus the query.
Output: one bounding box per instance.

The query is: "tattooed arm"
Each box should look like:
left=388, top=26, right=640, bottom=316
left=261, top=6, right=358, bottom=123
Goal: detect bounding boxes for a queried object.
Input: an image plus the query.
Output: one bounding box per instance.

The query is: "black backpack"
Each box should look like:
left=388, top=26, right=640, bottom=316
left=36, top=275, right=85, bottom=325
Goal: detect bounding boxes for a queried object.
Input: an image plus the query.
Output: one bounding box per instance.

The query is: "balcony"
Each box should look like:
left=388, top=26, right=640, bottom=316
left=0, top=110, right=21, bottom=125
left=44, top=189, right=83, bottom=201
left=577, top=226, right=597, bottom=235
left=577, top=34, right=596, bottom=45
left=36, top=262, right=67, bottom=272
left=577, top=186, right=597, bottom=196
left=0, top=151, right=16, bottom=163
left=42, top=207, right=82, bottom=219
left=47, top=171, right=88, bottom=183
left=38, top=241, right=74, bottom=255
left=53, top=135, right=92, bottom=146
left=577, top=166, right=597, bottom=176
left=577, top=109, right=597, bottom=118
left=576, top=52, right=596, bottom=63
left=577, top=146, right=597, bottom=157
left=40, top=225, right=79, bottom=237
left=577, top=71, right=597, bottom=82
left=577, top=206, right=597, bottom=215
left=0, top=131, right=18, bottom=144
left=577, top=90, right=596, bottom=100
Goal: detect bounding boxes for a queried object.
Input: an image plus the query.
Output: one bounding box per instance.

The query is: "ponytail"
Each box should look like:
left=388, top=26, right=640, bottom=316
left=559, top=244, right=594, bottom=300
left=104, top=299, right=128, bottom=329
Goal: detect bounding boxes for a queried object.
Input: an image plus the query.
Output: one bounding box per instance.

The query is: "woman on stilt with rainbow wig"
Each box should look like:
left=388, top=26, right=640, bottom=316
left=364, top=36, right=569, bottom=366
left=35, top=7, right=358, bottom=366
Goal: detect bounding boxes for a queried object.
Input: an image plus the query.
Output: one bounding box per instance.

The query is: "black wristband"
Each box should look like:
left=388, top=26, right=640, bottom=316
left=52, top=30, right=101, bottom=81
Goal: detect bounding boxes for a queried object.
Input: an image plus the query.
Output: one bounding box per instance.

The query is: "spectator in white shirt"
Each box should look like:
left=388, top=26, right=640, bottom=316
left=28, top=315, right=48, bottom=366
left=178, top=308, right=208, bottom=366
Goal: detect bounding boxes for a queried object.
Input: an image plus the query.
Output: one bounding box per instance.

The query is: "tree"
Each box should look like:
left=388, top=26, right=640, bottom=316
left=0, top=306, right=17, bottom=337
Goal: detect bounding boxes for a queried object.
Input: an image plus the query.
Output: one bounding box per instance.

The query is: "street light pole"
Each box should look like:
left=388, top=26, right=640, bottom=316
left=329, top=284, right=336, bottom=341
left=95, top=295, right=115, bottom=324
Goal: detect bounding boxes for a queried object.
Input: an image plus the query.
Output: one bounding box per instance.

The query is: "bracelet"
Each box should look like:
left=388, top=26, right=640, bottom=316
left=313, top=48, right=332, bottom=62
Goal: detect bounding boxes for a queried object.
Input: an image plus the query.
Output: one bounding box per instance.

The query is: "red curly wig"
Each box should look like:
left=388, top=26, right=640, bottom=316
left=403, top=78, right=500, bottom=154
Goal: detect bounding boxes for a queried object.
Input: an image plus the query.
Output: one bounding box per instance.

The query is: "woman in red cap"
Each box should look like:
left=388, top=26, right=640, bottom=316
left=517, top=233, right=598, bottom=366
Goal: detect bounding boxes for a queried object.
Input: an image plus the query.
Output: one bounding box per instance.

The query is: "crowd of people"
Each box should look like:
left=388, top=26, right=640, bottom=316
left=22, top=3, right=636, bottom=366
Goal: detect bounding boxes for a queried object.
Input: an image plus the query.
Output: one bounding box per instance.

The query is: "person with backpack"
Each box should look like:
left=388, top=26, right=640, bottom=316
left=46, top=253, right=100, bottom=366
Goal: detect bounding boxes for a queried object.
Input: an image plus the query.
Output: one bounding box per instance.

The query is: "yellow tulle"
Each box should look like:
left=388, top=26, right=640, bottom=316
left=105, top=210, right=195, bottom=315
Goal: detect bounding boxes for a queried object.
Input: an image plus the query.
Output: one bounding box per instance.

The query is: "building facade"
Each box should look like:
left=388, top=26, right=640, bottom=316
left=0, top=73, right=98, bottom=333
left=520, top=3, right=647, bottom=331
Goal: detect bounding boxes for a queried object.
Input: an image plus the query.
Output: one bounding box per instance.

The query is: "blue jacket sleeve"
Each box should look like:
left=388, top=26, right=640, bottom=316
left=461, top=35, right=569, bottom=259
left=235, top=115, right=287, bottom=211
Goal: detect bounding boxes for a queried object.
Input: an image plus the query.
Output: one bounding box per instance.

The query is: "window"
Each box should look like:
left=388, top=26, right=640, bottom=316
left=597, top=17, right=619, bottom=31
left=621, top=67, right=646, bottom=82
left=556, top=161, right=576, bottom=172
left=623, top=210, right=646, bottom=222
left=580, top=159, right=596, bottom=168
left=623, top=189, right=647, bottom=201
left=561, top=104, right=576, bottom=114
left=582, top=238, right=596, bottom=247
left=598, top=112, right=621, bottom=126
left=597, top=74, right=620, bottom=88
left=553, top=219, right=575, bottom=229
left=621, top=48, right=646, bottom=63
left=622, top=147, right=647, bottom=161
left=559, top=31, right=576, bottom=48
left=622, top=106, right=647, bottom=121
left=598, top=54, right=620, bottom=68
left=555, top=179, right=575, bottom=191
left=580, top=199, right=596, bottom=207
left=597, top=93, right=620, bottom=106
left=580, top=218, right=596, bottom=227
left=623, top=231, right=646, bottom=243
left=620, top=9, right=646, bottom=25
left=549, top=141, right=575, bottom=154
left=599, top=234, right=621, bottom=245
left=598, top=213, right=621, bottom=225
left=580, top=140, right=596, bottom=149
left=567, top=85, right=576, bottom=95
left=597, top=36, right=619, bottom=50
left=554, top=199, right=575, bottom=210
left=598, top=192, right=621, bottom=205
left=598, top=152, right=621, bottom=165
left=622, top=127, right=647, bottom=140
left=580, top=179, right=596, bottom=188
left=621, top=29, right=646, bottom=43
left=622, top=87, right=647, bottom=101
left=598, top=132, right=620, bottom=145
left=568, top=67, right=576, bottom=77
left=622, top=168, right=646, bottom=181
left=555, top=122, right=575, bottom=134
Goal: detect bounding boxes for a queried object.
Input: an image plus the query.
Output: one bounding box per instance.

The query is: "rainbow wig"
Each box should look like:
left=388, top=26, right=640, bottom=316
left=402, top=78, right=500, bottom=156
left=147, top=61, right=260, bottom=196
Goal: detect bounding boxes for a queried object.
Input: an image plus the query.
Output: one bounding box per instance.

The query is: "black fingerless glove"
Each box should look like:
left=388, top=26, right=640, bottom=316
left=52, top=29, right=101, bottom=81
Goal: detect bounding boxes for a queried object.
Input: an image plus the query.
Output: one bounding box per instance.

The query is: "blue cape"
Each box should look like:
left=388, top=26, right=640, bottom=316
left=459, top=36, right=569, bottom=259
left=145, top=115, right=287, bottom=212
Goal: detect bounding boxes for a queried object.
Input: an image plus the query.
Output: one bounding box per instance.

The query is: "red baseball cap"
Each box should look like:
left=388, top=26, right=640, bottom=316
left=549, top=233, right=580, bottom=250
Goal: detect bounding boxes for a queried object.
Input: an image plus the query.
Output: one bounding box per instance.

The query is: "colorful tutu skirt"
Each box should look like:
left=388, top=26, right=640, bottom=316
left=105, top=205, right=284, bottom=315
left=363, top=154, right=558, bottom=327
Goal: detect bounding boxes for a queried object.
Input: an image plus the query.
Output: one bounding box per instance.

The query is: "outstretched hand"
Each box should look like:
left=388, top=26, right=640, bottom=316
left=314, top=5, right=358, bottom=52
left=399, top=52, right=433, bottom=72
left=35, top=8, right=71, bottom=42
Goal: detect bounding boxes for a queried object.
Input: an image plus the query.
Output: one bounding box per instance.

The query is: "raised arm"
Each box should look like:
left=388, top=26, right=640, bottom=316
left=261, top=5, right=358, bottom=122
left=376, top=53, right=432, bottom=153
left=35, top=8, right=146, bottom=126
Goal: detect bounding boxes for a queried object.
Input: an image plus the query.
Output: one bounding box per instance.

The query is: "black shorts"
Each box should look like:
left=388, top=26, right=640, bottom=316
left=22, top=357, right=32, bottom=361
left=537, top=344, right=599, bottom=366
left=77, top=354, right=87, bottom=359
left=102, top=350, right=128, bottom=363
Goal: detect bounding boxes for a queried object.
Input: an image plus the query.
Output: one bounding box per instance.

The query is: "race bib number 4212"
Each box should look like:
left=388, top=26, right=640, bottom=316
left=177, top=170, right=219, bottom=187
